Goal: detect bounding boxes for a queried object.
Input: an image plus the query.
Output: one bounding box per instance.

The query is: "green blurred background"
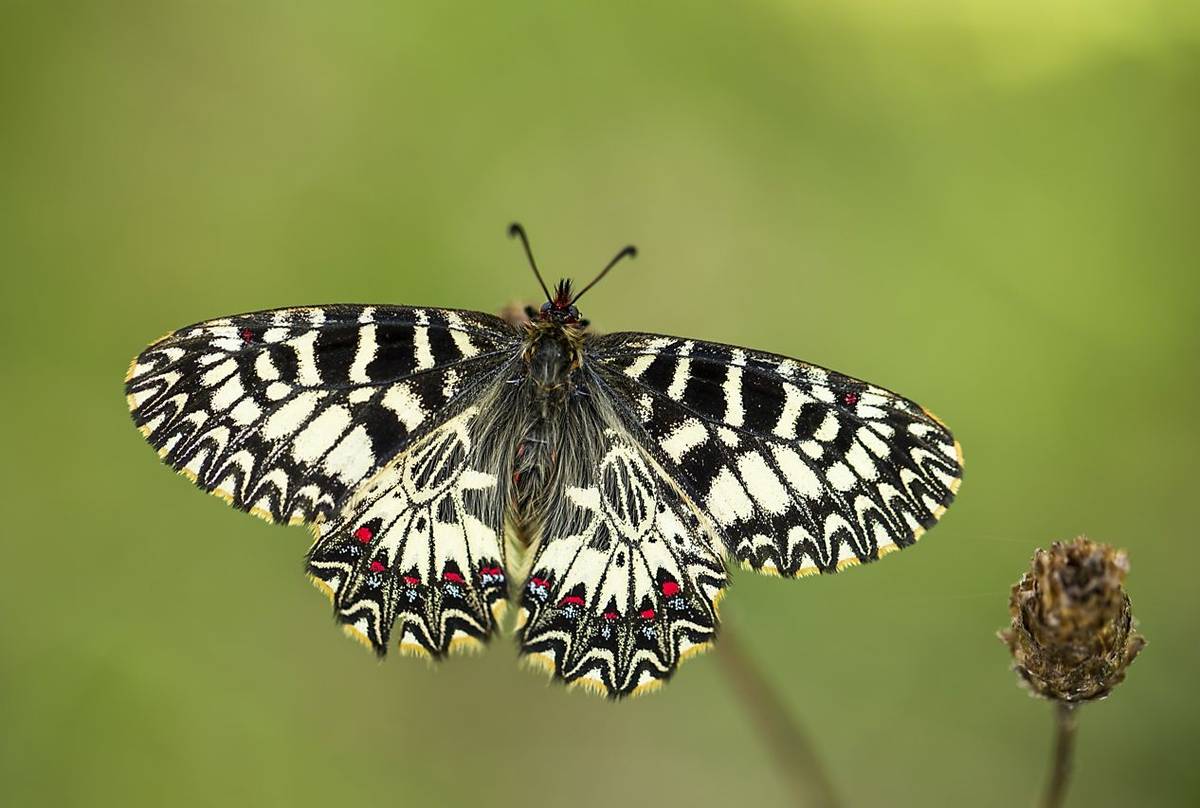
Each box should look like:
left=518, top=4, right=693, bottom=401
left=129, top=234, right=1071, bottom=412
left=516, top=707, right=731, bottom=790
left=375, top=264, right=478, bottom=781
left=2, top=2, right=1197, bottom=806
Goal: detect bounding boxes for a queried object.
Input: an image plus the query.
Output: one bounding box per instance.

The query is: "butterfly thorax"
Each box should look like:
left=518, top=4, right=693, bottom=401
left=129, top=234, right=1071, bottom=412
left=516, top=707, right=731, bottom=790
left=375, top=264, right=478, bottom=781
left=523, top=318, right=584, bottom=397
left=509, top=317, right=588, bottom=548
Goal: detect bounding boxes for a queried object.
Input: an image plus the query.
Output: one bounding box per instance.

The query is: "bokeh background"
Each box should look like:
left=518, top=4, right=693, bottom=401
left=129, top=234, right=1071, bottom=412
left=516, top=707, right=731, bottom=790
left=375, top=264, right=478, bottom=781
left=2, top=2, right=1197, bottom=806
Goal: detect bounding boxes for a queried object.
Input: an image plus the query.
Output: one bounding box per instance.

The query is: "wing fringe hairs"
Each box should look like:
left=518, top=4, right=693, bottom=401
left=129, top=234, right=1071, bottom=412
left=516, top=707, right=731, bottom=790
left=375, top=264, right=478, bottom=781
left=126, top=303, right=962, bottom=698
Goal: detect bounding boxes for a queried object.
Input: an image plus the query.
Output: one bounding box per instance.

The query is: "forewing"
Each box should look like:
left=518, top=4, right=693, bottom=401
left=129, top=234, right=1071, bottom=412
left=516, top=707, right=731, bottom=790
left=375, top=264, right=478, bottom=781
left=589, top=333, right=963, bottom=576
left=518, top=425, right=727, bottom=697
left=307, top=407, right=509, bottom=655
left=125, top=305, right=519, bottom=524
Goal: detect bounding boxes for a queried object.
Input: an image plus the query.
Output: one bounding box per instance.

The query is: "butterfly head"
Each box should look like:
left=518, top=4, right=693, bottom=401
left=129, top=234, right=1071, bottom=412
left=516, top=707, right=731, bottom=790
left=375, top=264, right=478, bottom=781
left=509, top=222, right=637, bottom=330
left=539, top=279, right=583, bottom=326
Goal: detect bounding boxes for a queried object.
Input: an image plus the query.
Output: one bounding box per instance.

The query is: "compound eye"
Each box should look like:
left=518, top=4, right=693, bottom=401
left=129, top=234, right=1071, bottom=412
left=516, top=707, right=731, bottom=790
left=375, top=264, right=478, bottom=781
left=568, top=306, right=580, bottom=320
left=540, top=302, right=553, bottom=314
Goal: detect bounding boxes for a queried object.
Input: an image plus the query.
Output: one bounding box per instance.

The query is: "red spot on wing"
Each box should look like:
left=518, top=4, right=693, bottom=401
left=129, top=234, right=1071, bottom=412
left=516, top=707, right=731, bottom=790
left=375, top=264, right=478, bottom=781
left=661, top=580, right=680, bottom=597
left=639, top=608, right=656, bottom=620
left=559, top=595, right=585, bottom=607
left=843, top=391, right=860, bottom=406
left=531, top=577, right=550, bottom=588
left=353, top=526, right=373, bottom=543
left=240, top=328, right=253, bottom=343
left=443, top=571, right=465, bottom=584
left=403, top=575, right=420, bottom=586
left=603, top=612, right=619, bottom=621
left=369, top=560, right=386, bottom=573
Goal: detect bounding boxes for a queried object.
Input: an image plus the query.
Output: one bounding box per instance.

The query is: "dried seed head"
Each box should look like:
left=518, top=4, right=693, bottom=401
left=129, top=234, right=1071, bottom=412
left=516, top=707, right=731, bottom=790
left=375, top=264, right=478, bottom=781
left=1000, top=536, right=1146, bottom=703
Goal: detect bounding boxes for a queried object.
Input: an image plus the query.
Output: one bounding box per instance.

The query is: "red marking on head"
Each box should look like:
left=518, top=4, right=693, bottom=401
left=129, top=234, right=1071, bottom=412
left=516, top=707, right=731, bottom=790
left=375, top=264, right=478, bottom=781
left=240, top=328, right=253, bottom=343
left=443, top=571, right=465, bottom=584
left=843, top=391, right=860, bottom=406
left=403, top=575, right=420, bottom=586
left=353, top=526, right=373, bottom=543
left=661, top=580, right=680, bottom=597
left=369, top=560, right=386, bottom=573
left=640, top=608, right=656, bottom=620
left=531, top=577, right=549, bottom=588
left=559, top=595, right=585, bottom=607
left=552, top=280, right=573, bottom=308
left=603, top=612, right=619, bottom=621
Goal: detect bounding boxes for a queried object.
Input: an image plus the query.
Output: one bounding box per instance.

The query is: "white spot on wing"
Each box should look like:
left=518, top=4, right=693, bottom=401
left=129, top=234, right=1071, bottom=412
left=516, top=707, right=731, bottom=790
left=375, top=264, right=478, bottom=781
left=723, top=365, right=744, bottom=428
left=323, top=424, right=374, bottom=484
left=459, top=469, right=498, bottom=490
left=290, top=331, right=321, bottom=386
left=773, top=383, right=814, bottom=440
left=846, top=443, right=878, bottom=480
left=826, top=461, right=856, bottom=492
left=349, top=324, right=377, bottom=384
left=201, top=359, right=237, bottom=388
left=705, top=467, right=754, bottom=525
left=445, top=312, right=480, bottom=358
left=254, top=351, right=279, bottom=381
left=566, top=486, right=602, bottom=511
left=667, top=342, right=692, bottom=399
left=413, top=326, right=434, bottom=371
left=210, top=374, right=244, bottom=411
left=716, top=427, right=739, bottom=447
left=771, top=445, right=823, bottom=499
left=859, top=427, right=891, bottom=458
left=814, top=412, right=840, bottom=442
left=263, top=391, right=322, bottom=440
left=229, top=397, right=262, bottom=426
left=661, top=419, right=706, bottom=462
left=293, top=405, right=351, bottom=463
left=623, top=354, right=655, bottom=380
left=737, top=451, right=790, bottom=515
left=382, top=384, right=427, bottom=432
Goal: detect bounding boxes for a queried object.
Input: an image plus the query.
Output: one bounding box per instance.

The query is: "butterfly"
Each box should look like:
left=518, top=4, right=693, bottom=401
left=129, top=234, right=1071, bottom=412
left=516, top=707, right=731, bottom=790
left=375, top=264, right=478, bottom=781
left=125, top=224, right=963, bottom=697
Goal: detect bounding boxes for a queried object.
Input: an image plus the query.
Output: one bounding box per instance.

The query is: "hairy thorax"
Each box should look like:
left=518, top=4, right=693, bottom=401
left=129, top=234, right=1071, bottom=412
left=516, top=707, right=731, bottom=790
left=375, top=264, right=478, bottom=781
left=510, top=321, right=587, bottom=546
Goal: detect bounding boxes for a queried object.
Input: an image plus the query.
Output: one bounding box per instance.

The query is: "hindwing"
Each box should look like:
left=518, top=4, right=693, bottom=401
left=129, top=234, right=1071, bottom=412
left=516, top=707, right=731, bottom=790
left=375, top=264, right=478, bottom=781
left=307, top=407, right=509, bottom=655
left=518, top=424, right=727, bottom=697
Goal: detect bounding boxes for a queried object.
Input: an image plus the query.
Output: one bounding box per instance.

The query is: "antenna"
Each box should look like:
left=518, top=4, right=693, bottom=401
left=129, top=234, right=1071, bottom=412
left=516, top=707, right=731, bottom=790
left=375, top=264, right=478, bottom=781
left=570, top=244, right=637, bottom=305
left=508, top=223, right=551, bottom=303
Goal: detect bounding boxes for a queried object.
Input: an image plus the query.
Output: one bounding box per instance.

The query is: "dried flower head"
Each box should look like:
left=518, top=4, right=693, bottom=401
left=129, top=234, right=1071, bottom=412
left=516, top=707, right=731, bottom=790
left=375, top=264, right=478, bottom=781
left=1000, top=536, right=1145, bottom=703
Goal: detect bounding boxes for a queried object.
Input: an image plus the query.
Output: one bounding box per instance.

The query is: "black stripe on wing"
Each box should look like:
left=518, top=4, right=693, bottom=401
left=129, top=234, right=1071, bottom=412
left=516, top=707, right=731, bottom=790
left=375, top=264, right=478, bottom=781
left=587, top=332, right=963, bottom=577
left=125, top=305, right=520, bottom=525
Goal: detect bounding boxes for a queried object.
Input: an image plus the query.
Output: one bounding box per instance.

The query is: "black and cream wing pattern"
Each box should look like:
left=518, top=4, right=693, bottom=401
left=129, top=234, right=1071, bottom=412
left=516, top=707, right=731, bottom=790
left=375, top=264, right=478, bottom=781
left=126, top=305, right=521, bottom=654
left=127, top=286, right=962, bottom=697
left=588, top=333, right=963, bottom=578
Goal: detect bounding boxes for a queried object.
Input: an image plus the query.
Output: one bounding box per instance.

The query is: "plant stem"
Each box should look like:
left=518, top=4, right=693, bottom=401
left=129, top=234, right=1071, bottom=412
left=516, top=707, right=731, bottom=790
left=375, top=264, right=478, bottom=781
left=1042, top=702, right=1078, bottom=808
left=716, top=621, right=841, bottom=808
